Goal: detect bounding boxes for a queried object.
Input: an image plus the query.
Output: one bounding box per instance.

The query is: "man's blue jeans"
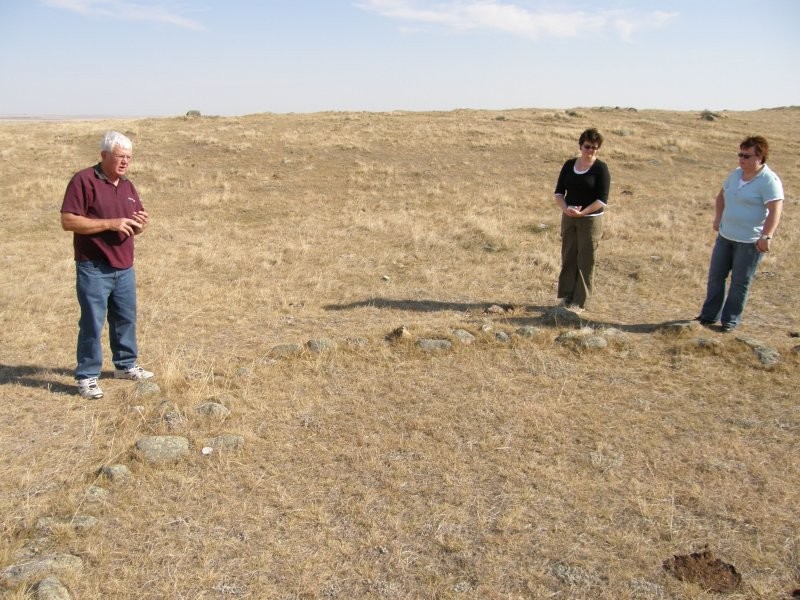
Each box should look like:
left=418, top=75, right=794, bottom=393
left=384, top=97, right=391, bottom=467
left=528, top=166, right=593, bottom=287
left=75, top=260, right=138, bottom=380
left=699, top=235, right=763, bottom=328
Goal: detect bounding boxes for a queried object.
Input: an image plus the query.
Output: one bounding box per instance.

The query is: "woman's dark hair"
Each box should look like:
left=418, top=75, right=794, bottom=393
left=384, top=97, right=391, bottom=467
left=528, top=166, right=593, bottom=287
left=740, top=135, right=769, bottom=163
left=579, top=128, right=604, bottom=148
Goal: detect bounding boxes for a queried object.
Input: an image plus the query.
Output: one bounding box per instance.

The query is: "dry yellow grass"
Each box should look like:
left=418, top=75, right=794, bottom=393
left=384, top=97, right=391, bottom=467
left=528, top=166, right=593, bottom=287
left=0, top=107, right=798, bottom=599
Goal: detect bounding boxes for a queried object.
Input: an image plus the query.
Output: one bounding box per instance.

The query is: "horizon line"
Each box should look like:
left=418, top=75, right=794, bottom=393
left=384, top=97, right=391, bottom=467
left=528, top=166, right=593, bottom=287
left=1, top=105, right=797, bottom=122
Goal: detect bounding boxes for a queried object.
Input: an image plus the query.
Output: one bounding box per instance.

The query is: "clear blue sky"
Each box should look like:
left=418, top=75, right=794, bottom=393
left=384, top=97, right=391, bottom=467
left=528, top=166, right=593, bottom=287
left=1, top=0, right=798, bottom=117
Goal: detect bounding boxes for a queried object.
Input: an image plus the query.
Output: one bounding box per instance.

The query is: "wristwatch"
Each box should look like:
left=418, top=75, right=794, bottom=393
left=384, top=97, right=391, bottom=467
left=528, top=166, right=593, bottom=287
left=760, top=235, right=773, bottom=241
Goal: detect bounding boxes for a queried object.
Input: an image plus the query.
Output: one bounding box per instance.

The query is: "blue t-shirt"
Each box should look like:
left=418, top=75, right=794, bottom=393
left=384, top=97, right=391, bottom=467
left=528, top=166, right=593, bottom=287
left=719, top=164, right=784, bottom=243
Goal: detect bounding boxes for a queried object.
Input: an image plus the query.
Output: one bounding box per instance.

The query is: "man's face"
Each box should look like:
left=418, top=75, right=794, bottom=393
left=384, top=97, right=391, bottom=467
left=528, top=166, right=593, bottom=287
left=100, top=146, right=132, bottom=179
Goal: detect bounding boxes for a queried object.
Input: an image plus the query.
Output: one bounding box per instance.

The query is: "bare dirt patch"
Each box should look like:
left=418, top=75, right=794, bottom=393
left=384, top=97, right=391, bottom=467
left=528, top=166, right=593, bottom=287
left=663, top=549, right=741, bottom=593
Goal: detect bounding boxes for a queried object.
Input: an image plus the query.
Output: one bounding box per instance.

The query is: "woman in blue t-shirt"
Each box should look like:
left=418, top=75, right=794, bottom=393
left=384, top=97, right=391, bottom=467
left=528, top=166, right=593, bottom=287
left=696, top=135, right=785, bottom=332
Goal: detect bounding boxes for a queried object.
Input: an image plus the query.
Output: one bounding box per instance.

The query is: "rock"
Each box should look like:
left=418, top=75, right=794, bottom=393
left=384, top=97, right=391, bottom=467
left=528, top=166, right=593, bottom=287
left=344, top=336, right=370, bottom=348
left=556, top=327, right=608, bottom=350
left=485, top=304, right=508, bottom=314
left=416, top=339, right=452, bottom=352
left=84, top=486, right=109, bottom=502
left=584, top=335, right=608, bottom=349
left=516, top=326, right=541, bottom=337
left=100, top=464, right=133, bottom=483
left=386, top=325, right=411, bottom=341
left=157, top=400, right=187, bottom=430
left=628, top=577, right=665, bottom=599
left=135, top=435, right=190, bottom=464
left=1, top=554, right=83, bottom=587
left=495, top=331, right=511, bottom=343
left=133, top=380, right=161, bottom=399
left=35, top=576, right=72, bottom=600
left=269, top=343, right=304, bottom=357
left=658, top=321, right=700, bottom=336
left=306, top=338, right=338, bottom=353
left=196, top=401, right=231, bottom=419
left=36, top=516, right=99, bottom=533
left=736, top=335, right=774, bottom=355
left=736, top=336, right=780, bottom=366
left=556, top=327, right=591, bottom=342
left=204, top=433, right=245, bottom=452
left=699, top=110, right=722, bottom=122
left=694, top=337, right=721, bottom=349
left=600, top=327, right=624, bottom=338
left=452, top=329, right=476, bottom=345
left=551, top=562, right=600, bottom=587
left=753, top=346, right=780, bottom=366
left=598, top=328, right=629, bottom=347
left=542, top=306, right=583, bottom=326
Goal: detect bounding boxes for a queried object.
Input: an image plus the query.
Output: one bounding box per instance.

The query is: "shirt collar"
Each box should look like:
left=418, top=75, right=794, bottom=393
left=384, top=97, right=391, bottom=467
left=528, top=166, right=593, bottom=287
left=94, top=162, right=128, bottom=182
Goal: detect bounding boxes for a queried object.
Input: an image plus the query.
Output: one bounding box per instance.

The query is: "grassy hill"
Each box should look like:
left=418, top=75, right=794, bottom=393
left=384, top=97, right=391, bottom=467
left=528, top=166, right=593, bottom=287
left=0, top=107, right=798, bottom=598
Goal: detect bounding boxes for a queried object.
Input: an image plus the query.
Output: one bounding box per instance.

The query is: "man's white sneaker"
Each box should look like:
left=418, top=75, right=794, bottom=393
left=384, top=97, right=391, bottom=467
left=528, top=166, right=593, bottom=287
left=77, top=377, right=104, bottom=399
left=114, top=365, right=155, bottom=380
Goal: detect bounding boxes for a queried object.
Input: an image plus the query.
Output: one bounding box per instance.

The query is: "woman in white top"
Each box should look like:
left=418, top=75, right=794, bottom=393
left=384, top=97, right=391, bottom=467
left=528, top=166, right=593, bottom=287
left=553, top=128, right=611, bottom=311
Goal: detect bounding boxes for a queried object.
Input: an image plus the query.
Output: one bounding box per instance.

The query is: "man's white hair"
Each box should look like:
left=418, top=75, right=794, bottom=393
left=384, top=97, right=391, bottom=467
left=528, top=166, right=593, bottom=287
left=100, top=131, right=133, bottom=152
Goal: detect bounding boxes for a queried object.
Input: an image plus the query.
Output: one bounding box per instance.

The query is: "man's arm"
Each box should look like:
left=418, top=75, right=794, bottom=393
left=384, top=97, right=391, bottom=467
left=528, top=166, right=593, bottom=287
left=61, top=212, right=140, bottom=237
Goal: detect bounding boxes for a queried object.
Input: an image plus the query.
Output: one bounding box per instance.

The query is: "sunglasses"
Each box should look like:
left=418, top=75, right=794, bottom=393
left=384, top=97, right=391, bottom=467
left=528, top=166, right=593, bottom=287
left=737, top=152, right=754, bottom=159
left=582, top=144, right=599, bottom=151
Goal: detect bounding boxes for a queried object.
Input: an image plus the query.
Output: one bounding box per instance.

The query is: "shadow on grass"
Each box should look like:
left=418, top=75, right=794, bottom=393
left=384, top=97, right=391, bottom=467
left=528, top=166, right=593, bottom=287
left=324, top=296, right=692, bottom=335
left=0, top=364, right=115, bottom=394
left=324, top=297, right=550, bottom=314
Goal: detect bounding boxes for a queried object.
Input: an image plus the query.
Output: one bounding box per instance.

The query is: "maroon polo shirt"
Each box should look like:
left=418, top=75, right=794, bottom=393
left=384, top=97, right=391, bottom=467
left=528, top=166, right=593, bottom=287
left=60, top=163, right=144, bottom=269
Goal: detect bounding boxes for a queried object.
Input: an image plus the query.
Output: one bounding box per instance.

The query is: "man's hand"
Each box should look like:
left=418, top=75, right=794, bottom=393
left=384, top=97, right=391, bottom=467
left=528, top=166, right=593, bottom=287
left=61, top=212, right=143, bottom=237
left=108, top=217, right=142, bottom=237
left=132, top=209, right=149, bottom=229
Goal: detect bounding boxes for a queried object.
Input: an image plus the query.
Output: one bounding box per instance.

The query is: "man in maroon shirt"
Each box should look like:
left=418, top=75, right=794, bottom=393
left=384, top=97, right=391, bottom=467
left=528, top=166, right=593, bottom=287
left=61, top=131, right=154, bottom=399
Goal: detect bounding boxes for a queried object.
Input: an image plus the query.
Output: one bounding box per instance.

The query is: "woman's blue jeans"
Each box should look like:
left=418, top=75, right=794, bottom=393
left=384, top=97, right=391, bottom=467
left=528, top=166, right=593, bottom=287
left=699, top=235, right=763, bottom=328
left=75, top=260, right=138, bottom=380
